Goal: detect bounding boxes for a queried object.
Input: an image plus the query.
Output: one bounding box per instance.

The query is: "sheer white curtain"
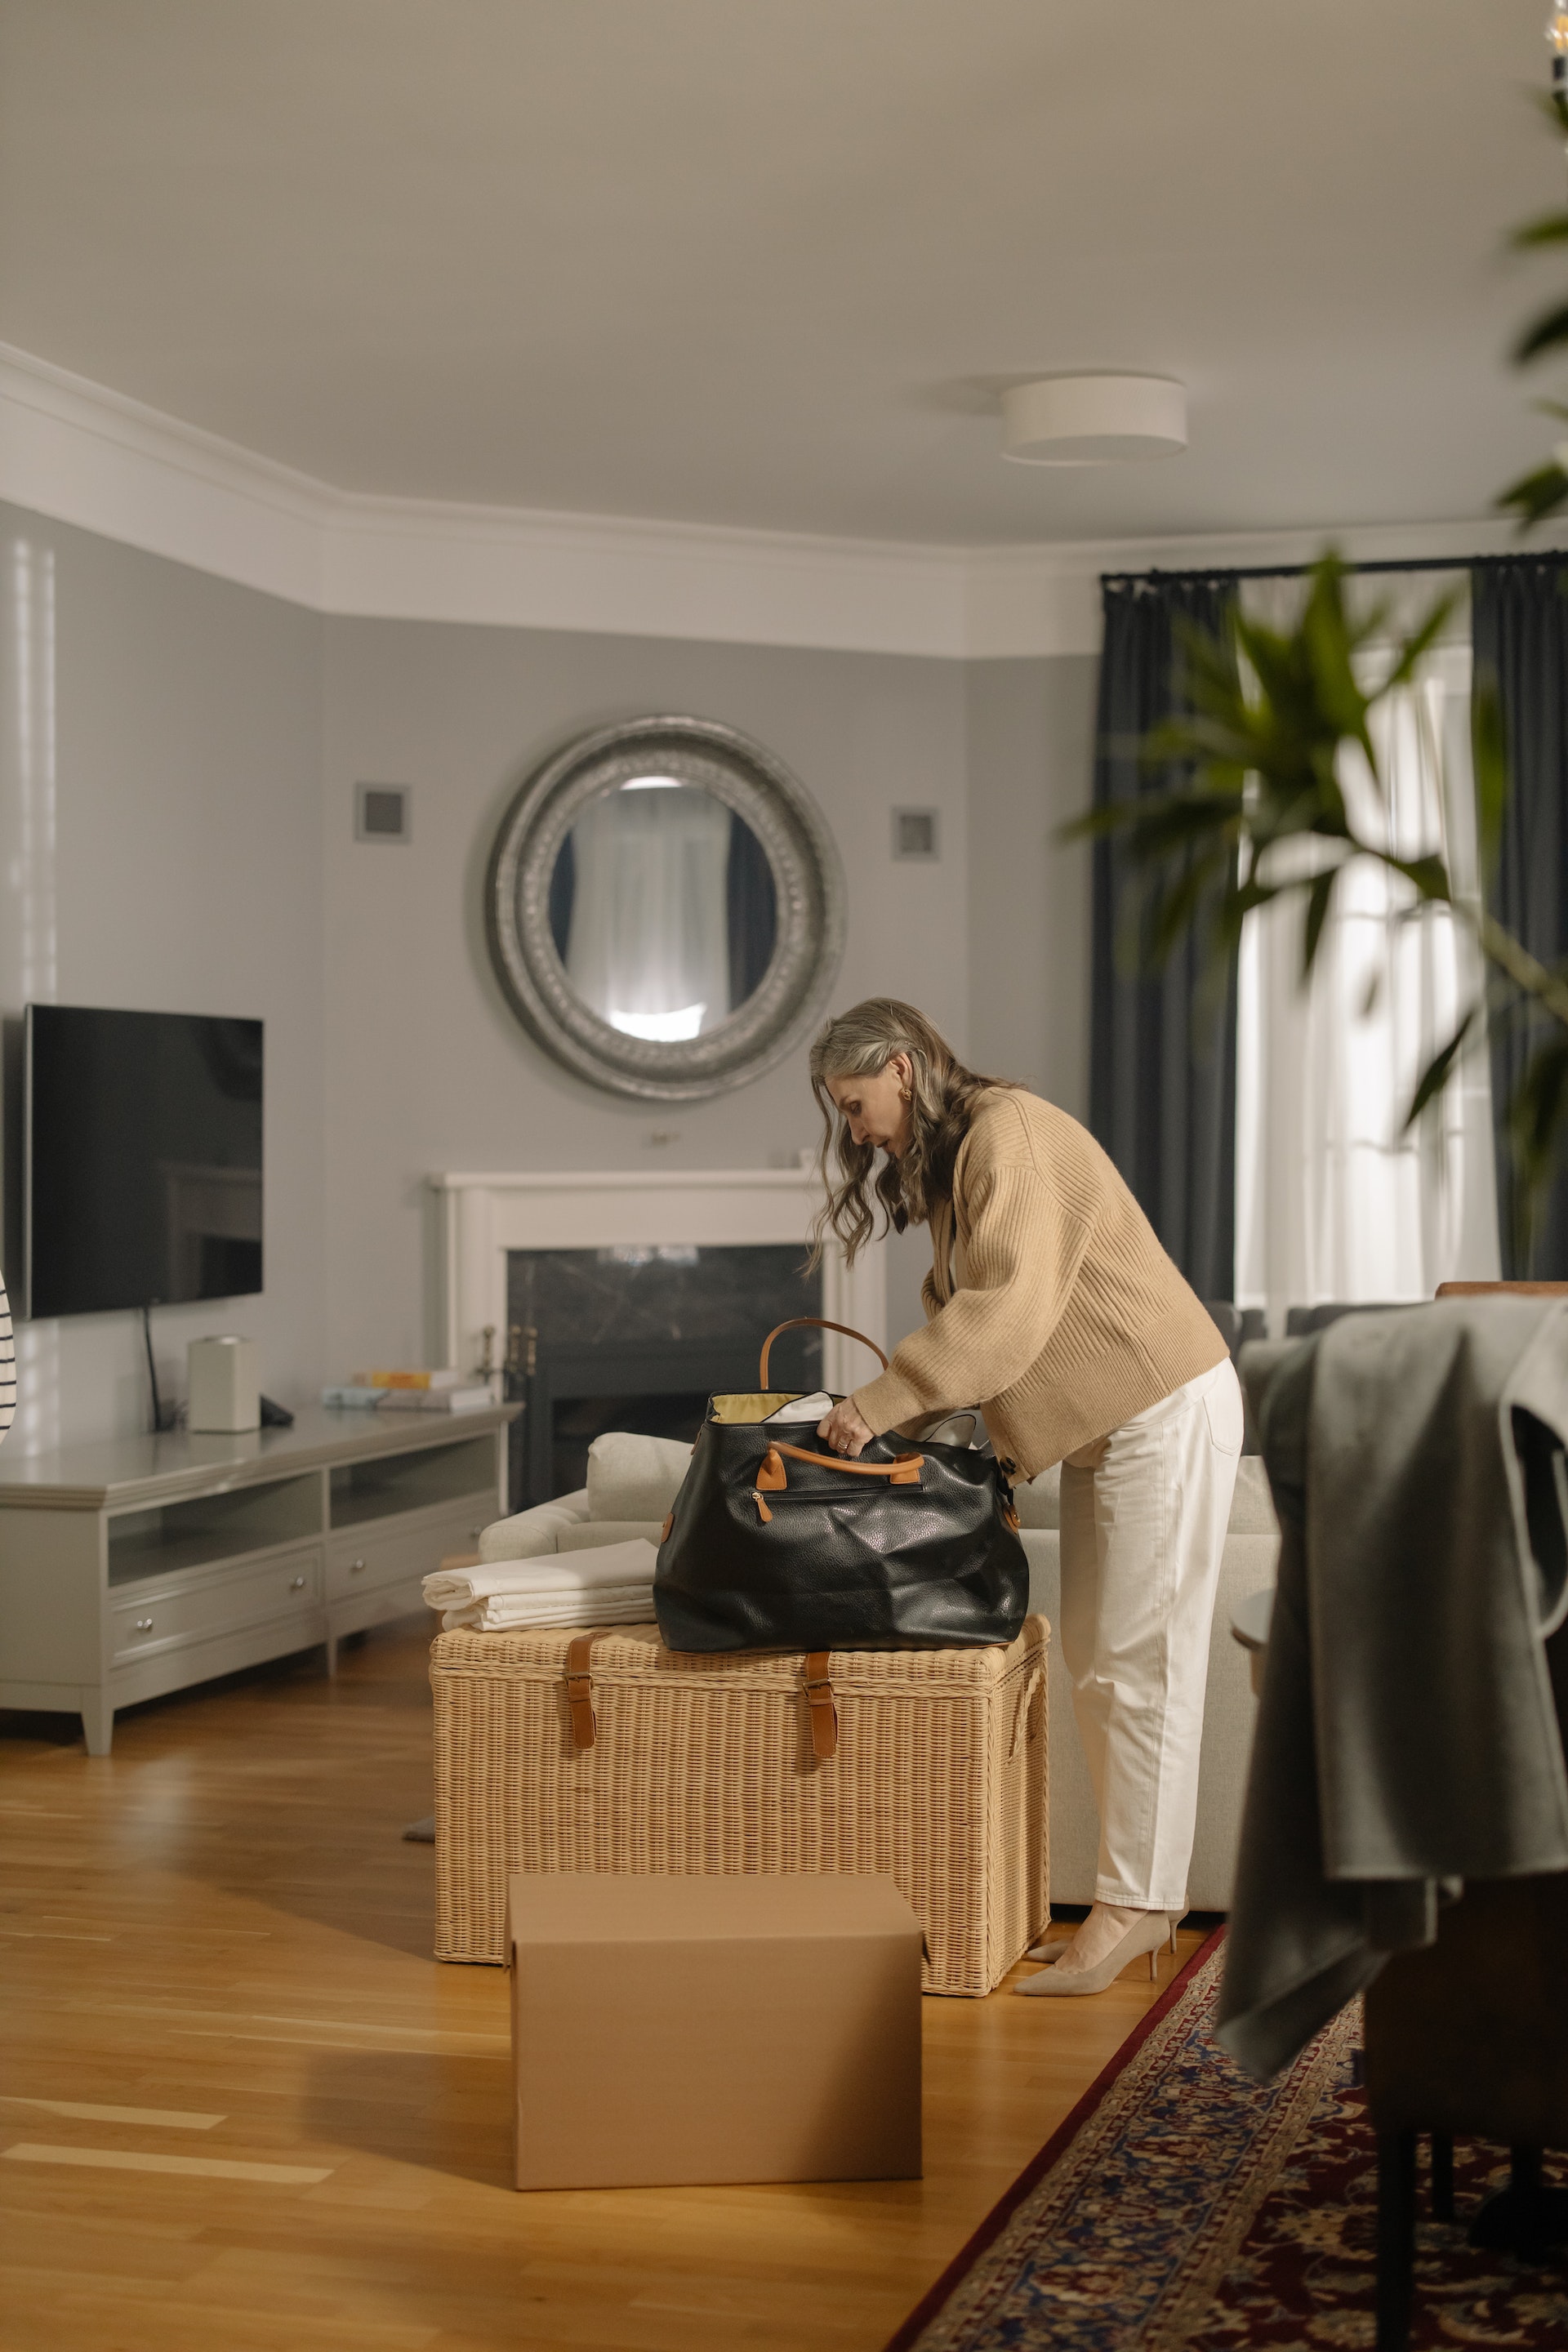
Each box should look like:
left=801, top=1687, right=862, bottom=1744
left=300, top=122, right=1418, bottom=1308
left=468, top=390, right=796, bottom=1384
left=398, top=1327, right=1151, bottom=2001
left=1234, top=574, right=1500, bottom=1328
left=564, top=785, right=733, bottom=1040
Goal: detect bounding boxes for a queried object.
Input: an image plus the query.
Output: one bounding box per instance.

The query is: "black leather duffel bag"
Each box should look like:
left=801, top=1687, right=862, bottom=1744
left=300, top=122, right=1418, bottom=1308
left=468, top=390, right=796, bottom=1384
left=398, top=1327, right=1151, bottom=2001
left=653, top=1316, right=1030, bottom=1655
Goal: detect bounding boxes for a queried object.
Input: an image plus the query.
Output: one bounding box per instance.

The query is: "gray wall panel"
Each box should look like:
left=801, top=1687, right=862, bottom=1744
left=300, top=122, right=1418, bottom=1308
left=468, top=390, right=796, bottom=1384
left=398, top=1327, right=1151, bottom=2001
left=0, top=501, right=1101, bottom=1444
left=965, top=653, right=1098, bottom=1120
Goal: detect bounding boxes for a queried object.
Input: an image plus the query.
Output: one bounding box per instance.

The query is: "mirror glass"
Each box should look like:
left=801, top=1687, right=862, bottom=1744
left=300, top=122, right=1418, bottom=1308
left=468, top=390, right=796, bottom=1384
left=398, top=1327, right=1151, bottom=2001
left=545, top=775, right=777, bottom=1041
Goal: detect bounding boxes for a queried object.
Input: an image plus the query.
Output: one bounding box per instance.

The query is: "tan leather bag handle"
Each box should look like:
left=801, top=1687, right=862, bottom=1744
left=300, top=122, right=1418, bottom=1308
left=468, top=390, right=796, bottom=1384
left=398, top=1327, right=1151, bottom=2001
left=758, top=1441, right=922, bottom=1486
left=751, top=1441, right=923, bottom=1521
left=758, top=1317, right=889, bottom=1389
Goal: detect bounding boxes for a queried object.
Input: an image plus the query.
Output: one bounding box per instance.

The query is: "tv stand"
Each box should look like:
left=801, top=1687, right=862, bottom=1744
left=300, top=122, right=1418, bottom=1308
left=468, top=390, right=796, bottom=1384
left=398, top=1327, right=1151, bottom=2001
left=0, top=1404, right=517, bottom=1753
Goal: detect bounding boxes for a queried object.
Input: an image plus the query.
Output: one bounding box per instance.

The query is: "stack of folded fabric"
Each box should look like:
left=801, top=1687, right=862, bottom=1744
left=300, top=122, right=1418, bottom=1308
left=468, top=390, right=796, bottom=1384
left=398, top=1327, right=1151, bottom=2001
left=421, top=1537, right=657, bottom=1633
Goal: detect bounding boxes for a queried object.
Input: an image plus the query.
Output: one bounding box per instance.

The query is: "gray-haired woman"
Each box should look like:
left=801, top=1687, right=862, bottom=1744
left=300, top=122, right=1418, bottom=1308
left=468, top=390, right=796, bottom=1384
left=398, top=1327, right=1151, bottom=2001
left=809, top=998, right=1241, bottom=1996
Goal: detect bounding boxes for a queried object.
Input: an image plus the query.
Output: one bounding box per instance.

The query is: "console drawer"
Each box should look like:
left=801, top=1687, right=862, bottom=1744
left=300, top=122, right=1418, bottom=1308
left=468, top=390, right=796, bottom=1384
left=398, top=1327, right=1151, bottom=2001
left=326, top=1496, right=492, bottom=1601
left=112, top=1545, right=323, bottom=1663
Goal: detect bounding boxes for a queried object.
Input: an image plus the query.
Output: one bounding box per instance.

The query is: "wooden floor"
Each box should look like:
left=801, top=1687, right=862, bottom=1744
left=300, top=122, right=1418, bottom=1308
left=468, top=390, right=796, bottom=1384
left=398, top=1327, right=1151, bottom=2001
left=0, top=1622, right=1204, bottom=2352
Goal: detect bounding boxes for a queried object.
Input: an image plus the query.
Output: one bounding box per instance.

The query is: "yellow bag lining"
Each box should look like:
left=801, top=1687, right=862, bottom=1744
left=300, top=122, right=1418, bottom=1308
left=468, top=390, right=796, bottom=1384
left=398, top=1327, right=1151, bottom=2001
left=710, top=1392, right=804, bottom=1424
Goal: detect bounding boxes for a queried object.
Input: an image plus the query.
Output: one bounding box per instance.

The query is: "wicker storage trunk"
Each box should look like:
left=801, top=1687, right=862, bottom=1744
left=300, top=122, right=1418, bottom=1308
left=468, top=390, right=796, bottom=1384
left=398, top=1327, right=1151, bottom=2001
left=431, top=1615, right=1049, bottom=1997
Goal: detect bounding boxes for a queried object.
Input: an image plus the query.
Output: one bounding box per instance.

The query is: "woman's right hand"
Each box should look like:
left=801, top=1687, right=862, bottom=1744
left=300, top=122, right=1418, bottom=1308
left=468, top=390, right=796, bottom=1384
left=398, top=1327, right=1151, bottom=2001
left=817, top=1397, right=874, bottom=1458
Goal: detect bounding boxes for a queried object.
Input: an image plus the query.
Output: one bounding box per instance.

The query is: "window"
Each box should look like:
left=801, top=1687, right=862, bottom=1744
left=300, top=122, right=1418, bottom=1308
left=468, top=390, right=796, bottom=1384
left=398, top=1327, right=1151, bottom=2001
left=1234, top=579, right=1500, bottom=1325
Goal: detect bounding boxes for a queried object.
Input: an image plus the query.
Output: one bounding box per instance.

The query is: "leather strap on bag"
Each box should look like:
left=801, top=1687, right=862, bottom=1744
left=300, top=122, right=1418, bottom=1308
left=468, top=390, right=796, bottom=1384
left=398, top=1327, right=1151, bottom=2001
left=759, top=1317, right=889, bottom=1388
left=751, top=1441, right=924, bottom=1522
left=761, top=1441, right=923, bottom=1485
left=801, top=1651, right=838, bottom=1762
left=564, top=1633, right=598, bottom=1751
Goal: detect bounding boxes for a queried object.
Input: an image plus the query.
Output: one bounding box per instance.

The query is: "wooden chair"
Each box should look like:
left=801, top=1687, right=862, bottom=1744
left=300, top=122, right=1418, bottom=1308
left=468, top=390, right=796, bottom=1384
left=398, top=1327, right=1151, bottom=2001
left=1365, top=1278, right=1568, bottom=2351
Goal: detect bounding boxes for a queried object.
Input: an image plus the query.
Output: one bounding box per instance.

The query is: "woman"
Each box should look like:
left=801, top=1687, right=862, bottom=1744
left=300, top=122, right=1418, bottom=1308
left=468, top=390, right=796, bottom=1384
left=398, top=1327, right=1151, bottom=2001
left=809, top=999, right=1242, bottom=1996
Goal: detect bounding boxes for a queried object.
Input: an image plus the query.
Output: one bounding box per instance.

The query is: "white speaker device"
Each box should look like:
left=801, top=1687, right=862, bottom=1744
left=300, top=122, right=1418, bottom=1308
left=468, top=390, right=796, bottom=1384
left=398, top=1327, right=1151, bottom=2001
left=187, top=1336, right=260, bottom=1433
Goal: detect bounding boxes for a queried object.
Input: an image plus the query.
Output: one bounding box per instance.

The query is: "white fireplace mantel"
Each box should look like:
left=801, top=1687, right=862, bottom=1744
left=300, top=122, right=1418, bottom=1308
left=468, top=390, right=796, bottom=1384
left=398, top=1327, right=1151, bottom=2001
left=430, top=1169, right=887, bottom=1394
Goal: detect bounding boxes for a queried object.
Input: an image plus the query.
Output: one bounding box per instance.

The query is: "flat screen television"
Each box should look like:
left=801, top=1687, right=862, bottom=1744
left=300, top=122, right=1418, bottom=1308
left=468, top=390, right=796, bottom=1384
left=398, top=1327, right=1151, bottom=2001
left=24, top=1004, right=264, bottom=1319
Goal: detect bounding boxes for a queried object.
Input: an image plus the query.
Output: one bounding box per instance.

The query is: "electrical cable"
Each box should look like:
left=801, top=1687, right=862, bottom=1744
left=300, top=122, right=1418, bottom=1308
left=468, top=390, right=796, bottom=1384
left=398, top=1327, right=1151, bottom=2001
left=142, top=1302, right=166, bottom=1435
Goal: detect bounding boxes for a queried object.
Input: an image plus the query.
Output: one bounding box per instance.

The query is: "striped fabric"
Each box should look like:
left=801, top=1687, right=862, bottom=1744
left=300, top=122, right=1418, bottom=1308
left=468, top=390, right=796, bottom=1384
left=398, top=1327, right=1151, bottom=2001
left=0, top=1270, right=14, bottom=1446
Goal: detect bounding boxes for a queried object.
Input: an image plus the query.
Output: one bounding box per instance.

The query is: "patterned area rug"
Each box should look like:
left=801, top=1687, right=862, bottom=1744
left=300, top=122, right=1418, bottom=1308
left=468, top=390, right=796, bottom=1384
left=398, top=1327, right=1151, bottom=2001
left=887, top=1932, right=1568, bottom=2351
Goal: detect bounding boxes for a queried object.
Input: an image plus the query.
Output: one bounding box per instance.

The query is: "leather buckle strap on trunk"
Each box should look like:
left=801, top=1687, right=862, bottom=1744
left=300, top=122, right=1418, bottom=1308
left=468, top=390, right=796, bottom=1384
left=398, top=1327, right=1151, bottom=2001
left=801, top=1650, right=838, bottom=1762
left=569, top=1632, right=838, bottom=1763
left=758, top=1317, right=889, bottom=1388
left=564, top=1633, right=598, bottom=1750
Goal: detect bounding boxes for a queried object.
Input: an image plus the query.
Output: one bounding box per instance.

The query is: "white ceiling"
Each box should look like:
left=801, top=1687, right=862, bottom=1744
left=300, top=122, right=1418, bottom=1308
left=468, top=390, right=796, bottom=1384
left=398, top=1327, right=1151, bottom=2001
left=2, top=1, right=1564, bottom=546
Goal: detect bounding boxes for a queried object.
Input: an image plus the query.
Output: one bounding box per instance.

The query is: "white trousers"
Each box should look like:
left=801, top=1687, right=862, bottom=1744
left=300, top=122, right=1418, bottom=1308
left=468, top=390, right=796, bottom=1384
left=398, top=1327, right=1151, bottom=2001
left=1058, top=1356, right=1244, bottom=1912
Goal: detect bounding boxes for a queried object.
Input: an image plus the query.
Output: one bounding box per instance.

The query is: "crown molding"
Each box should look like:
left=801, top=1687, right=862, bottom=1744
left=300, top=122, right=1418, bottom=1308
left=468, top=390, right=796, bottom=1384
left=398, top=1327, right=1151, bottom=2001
left=0, top=343, right=969, bottom=655
left=319, top=489, right=968, bottom=656
left=3, top=341, right=1564, bottom=661
left=0, top=342, right=329, bottom=605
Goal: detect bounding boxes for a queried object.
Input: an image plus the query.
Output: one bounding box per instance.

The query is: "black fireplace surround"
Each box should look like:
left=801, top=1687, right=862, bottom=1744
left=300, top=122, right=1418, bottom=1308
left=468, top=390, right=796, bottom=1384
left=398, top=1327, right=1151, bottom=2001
left=505, top=1245, right=824, bottom=1508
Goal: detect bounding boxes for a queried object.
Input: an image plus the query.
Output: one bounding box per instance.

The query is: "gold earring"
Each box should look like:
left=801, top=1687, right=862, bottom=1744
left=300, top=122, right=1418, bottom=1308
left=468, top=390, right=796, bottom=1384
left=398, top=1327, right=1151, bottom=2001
left=898, top=1086, right=912, bottom=1103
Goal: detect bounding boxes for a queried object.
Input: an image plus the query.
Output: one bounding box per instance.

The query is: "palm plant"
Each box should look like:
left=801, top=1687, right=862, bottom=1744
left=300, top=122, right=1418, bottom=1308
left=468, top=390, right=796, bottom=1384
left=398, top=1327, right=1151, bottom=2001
left=1074, top=150, right=1568, bottom=1230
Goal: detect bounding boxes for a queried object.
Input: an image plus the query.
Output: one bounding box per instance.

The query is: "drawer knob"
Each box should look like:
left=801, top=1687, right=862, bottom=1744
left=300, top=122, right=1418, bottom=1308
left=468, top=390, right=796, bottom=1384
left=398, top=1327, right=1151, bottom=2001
left=350, top=1557, right=366, bottom=1574
left=290, top=1575, right=307, bottom=1592
left=134, top=1617, right=154, bottom=1633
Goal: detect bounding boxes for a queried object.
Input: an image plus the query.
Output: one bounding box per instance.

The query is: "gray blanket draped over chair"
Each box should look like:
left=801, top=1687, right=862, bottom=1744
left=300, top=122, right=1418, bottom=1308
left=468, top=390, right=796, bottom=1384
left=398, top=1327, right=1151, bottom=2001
left=1217, top=1298, right=1568, bottom=2082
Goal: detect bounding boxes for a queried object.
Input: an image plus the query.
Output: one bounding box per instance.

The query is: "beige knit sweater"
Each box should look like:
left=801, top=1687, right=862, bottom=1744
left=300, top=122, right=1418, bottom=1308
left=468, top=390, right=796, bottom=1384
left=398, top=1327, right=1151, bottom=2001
left=851, top=1088, right=1227, bottom=1479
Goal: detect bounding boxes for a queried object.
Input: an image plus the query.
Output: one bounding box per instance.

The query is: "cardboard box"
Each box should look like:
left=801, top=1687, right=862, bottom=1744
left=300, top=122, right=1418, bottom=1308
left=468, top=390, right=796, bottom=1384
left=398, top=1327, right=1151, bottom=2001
left=506, top=1872, right=923, bottom=2189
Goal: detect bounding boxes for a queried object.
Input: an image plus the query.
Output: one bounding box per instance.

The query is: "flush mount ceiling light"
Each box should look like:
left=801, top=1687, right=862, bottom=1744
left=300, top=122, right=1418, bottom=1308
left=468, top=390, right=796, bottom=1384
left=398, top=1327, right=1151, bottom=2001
left=1001, top=374, right=1187, bottom=466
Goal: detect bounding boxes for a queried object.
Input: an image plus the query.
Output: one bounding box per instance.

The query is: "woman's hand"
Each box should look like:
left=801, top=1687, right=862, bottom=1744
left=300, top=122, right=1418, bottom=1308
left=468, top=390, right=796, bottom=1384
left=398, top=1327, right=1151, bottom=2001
left=817, top=1398, right=875, bottom=1458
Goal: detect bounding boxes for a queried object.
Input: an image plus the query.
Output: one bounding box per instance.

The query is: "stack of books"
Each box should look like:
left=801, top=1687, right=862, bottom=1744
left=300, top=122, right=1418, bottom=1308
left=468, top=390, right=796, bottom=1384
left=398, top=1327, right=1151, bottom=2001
left=322, top=1369, right=494, bottom=1413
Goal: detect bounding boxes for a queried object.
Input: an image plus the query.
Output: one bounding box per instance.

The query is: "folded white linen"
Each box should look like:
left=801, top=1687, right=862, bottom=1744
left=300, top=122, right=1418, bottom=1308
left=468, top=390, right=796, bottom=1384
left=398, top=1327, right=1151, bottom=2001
left=440, top=1584, right=656, bottom=1632
left=763, top=1390, right=834, bottom=1423
left=423, top=1536, right=657, bottom=1612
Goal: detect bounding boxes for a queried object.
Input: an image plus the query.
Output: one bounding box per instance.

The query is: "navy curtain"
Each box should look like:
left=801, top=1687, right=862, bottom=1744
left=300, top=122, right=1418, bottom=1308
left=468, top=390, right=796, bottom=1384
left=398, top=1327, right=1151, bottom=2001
left=726, top=813, right=777, bottom=1009
left=1089, top=572, right=1240, bottom=1299
left=1472, top=556, right=1568, bottom=1277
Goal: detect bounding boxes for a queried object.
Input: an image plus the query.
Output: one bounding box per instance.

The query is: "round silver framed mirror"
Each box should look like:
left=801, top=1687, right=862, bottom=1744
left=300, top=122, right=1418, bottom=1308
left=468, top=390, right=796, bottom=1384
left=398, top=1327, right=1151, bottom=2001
left=486, top=715, right=845, bottom=1101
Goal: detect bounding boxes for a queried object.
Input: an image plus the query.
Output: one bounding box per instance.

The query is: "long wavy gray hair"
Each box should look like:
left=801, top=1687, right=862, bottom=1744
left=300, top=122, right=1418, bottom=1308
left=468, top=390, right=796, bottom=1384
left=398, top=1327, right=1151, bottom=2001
left=807, top=998, right=1010, bottom=1267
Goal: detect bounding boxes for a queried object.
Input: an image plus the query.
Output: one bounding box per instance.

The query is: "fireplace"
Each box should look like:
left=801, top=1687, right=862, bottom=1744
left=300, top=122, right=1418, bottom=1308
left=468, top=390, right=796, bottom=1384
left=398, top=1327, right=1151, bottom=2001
left=506, top=1242, right=822, bottom=1505
left=430, top=1169, right=887, bottom=1512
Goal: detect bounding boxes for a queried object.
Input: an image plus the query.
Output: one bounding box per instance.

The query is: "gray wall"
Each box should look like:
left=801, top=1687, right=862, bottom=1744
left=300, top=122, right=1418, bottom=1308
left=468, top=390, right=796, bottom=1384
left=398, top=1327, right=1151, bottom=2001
left=965, top=655, right=1098, bottom=1120
left=0, top=501, right=325, bottom=1450
left=0, top=501, right=1096, bottom=1446
left=319, top=617, right=970, bottom=1378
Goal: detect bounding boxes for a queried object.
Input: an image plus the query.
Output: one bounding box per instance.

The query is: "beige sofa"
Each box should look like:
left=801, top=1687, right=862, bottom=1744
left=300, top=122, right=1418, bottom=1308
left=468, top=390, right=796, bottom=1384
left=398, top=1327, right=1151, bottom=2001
left=478, top=1433, right=1279, bottom=1914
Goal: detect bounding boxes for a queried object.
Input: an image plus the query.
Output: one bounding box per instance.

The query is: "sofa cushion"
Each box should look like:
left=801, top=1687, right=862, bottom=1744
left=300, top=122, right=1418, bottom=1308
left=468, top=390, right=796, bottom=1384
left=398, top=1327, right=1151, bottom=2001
left=1014, top=1463, right=1060, bottom=1529
left=1227, top=1454, right=1278, bottom=1534
left=557, top=1518, right=665, bottom=1552
left=1013, top=1453, right=1275, bottom=1536
left=479, top=1490, right=590, bottom=1562
left=586, top=1431, right=693, bottom=1523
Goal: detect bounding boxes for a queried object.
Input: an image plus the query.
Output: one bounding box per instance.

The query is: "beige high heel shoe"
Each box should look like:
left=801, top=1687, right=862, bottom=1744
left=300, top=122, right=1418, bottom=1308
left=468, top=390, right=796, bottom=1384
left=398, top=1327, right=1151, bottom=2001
left=1014, top=1911, right=1180, bottom=1996
left=1026, top=1914, right=1181, bottom=1965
